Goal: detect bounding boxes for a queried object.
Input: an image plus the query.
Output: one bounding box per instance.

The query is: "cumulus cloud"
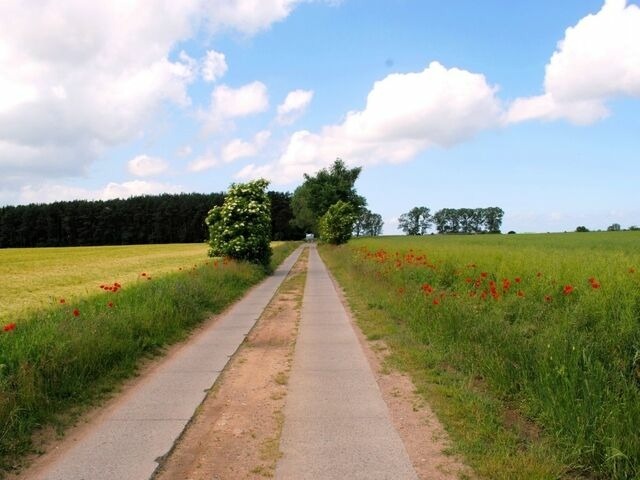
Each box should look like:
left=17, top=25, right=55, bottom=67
left=277, top=89, right=314, bottom=124
left=238, top=62, right=502, bottom=183
left=202, top=49, right=228, bottom=82
left=19, top=180, right=183, bottom=204
left=507, top=0, right=640, bottom=125
left=127, top=154, right=169, bottom=177
left=222, top=130, right=271, bottom=163
left=187, top=151, right=219, bottom=172
left=0, top=0, right=325, bottom=205
left=204, top=0, right=339, bottom=35
left=202, top=81, right=269, bottom=131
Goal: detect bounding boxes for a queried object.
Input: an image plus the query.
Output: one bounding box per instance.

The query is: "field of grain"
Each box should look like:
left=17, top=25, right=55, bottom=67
left=0, top=244, right=211, bottom=324
left=321, top=232, right=640, bottom=479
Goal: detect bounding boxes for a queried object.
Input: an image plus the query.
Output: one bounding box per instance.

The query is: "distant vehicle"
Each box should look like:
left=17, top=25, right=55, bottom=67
left=305, top=233, right=315, bottom=242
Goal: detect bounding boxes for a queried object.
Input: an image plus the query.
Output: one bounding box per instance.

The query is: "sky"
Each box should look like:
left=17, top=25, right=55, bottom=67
left=1, top=0, right=639, bottom=234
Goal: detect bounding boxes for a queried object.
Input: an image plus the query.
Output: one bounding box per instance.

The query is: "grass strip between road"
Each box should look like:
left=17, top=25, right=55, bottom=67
left=0, top=242, right=300, bottom=473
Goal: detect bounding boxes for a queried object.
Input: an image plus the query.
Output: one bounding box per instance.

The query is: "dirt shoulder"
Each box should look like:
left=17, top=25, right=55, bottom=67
left=153, top=248, right=308, bottom=480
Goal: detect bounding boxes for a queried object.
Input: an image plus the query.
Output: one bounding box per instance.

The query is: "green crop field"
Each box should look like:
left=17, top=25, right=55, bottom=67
left=321, top=232, right=640, bottom=479
left=0, top=243, right=211, bottom=324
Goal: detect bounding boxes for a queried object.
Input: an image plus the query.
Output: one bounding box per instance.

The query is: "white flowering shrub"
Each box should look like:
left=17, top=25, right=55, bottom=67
left=318, top=200, right=356, bottom=245
left=206, top=179, right=272, bottom=267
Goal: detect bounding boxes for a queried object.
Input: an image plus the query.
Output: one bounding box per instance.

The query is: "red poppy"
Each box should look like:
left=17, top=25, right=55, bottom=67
left=73, top=309, right=80, bottom=317
left=544, top=295, right=552, bottom=303
left=107, top=301, right=114, bottom=308
left=3, top=322, right=16, bottom=332
left=397, top=287, right=405, bottom=295
left=591, top=281, right=601, bottom=289
left=480, top=272, right=488, bottom=278
left=141, top=272, right=147, bottom=277
left=536, top=272, right=542, bottom=278
left=562, top=285, right=574, bottom=295
left=421, top=283, right=433, bottom=294
left=515, top=277, right=522, bottom=283
left=630, top=268, right=636, bottom=274
left=517, top=290, right=525, bottom=297
left=433, top=298, right=440, bottom=305
left=59, top=298, right=66, bottom=304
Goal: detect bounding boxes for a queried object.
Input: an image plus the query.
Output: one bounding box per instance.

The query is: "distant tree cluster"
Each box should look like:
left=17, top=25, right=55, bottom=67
left=577, top=223, right=639, bottom=233
left=0, top=191, right=304, bottom=248
left=398, top=206, right=504, bottom=235
left=291, top=159, right=383, bottom=244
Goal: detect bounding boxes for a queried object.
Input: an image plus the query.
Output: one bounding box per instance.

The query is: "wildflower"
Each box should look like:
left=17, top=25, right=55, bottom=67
left=397, top=287, right=405, bottom=296
left=536, top=272, right=542, bottom=277
left=480, top=272, right=488, bottom=278
left=562, top=285, right=574, bottom=295
left=630, top=268, right=636, bottom=274
left=107, top=301, right=114, bottom=308
left=433, top=298, right=440, bottom=305
left=141, top=272, right=147, bottom=277
left=59, top=298, right=66, bottom=304
left=544, top=295, right=553, bottom=303
left=3, top=322, right=16, bottom=332
left=591, top=281, right=601, bottom=289
left=515, top=277, right=522, bottom=283
left=517, top=290, right=525, bottom=297
left=73, top=309, right=80, bottom=317
left=421, top=283, right=433, bottom=294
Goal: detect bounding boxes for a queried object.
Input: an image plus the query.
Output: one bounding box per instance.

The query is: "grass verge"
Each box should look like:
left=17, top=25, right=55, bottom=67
left=320, top=234, right=640, bottom=480
left=0, top=242, right=300, bottom=472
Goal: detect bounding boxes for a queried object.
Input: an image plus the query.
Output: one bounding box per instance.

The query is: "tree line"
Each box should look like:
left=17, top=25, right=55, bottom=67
left=0, top=191, right=304, bottom=248
left=399, top=206, right=504, bottom=235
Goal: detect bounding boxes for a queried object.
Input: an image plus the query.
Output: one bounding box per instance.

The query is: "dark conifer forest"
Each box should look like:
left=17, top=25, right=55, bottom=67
left=0, top=191, right=304, bottom=248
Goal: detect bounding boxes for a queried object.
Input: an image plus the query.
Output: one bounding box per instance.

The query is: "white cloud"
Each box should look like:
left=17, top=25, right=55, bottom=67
left=507, top=0, right=640, bottom=125
left=19, top=180, right=182, bottom=204
left=202, top=81, right=270, bottom=132
left=177, top=145, right=193, bottom=157
left=202, top=49, right=228, bottom=82
left=239, top=62, right=502, bottom=183
left=277, top=89, right=314, bottom=124
left=204, top=0, right=328, bottom=35
left=0, top=1, right=199, bottom=187
left=187, top=151, right=219, bottom=172
left=127, top=154, right=169, bottom=177
left=221, top=130, right=271, bottom=163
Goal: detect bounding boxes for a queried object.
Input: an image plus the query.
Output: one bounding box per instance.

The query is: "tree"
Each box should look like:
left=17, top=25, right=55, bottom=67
left=483, top=207, right=504, bottom=233
left=354, top=209, right=383, bottom=237
left=576, top=226, right=589, bottom=232
left=398, top=207, right=431, bottom=235
left=318, top=201, right=357, bottom=245
left=607, top=223, right=621, bottom=232
left=291, top=158, right=366, bottom=234
left=206, top=179, right=272, bottom=267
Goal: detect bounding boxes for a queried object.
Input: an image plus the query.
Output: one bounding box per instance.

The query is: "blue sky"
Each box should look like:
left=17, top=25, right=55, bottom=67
left=1, top=0, right=638, bottom=233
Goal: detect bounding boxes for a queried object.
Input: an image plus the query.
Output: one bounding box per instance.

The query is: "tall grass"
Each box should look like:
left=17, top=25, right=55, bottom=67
left=0, top=242, right=299, bottom=470
left=321, top=232, right=640, bottom=479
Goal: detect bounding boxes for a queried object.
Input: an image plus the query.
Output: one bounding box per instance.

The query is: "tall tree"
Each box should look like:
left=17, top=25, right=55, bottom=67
left=398, top=207, right=431, bottom=235
left=291, top=158, right=366, bottom=234
left=354, top=209, right=383, bottom=237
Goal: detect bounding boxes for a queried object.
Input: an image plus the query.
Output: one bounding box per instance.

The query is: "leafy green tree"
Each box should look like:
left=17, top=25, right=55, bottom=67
left=576, top=226, right=590, bottom=232
left=607, top=223, right=621, bottom=232
left=291, top=158, right=366, bottom=234
left=354, top=209, right=383, bottom=237
left=318, top=201, right=357, bottom=245
left=483, top=207, right=504, bottom=233
left=206, top=179, right=272, bottom=267
left=398, top=207, right=431, bottom=235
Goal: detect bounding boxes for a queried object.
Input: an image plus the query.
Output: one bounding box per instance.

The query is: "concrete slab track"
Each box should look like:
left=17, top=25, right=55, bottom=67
left=276, top=245, right=418, bottom=480
left=33, top=246, right=303, bottom=480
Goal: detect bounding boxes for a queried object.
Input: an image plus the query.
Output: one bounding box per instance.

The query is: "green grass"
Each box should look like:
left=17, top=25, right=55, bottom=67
left=0, top=241, right=300, bottom=471
left=320, top=232, right=640, bottom=480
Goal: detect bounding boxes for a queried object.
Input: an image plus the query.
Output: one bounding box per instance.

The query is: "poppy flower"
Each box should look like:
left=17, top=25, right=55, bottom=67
left=59, top=298, right=66, bottom=304
left=515, top=277, right=522, bottom=283
left=107, top=301, right=114, bottom=308
left=433, top=298, right=440, bottom=305
left=73, top=309, right=80, bottom=317
left=3, top=322, right=16, bottom=332
left=421, top=283, right=433, bottom=294
left=562, top=285, right=574, bottom=295
left=141, top=272, right=147, bottom=277
left=480, top=272, right=488, bottom=278
left=544, top=295, right=553, bottom=303
left=517, top=290, right=525, bottom=297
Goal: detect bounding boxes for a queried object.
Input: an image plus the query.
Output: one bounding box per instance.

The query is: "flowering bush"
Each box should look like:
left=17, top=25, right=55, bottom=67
left=206, top=179, right=272, bottom=267
left=318, top=200, right=356, bottom=245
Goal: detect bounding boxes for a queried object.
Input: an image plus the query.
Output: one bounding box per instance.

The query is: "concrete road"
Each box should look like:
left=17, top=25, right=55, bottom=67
left=276, top=245, right=418, bottom=480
